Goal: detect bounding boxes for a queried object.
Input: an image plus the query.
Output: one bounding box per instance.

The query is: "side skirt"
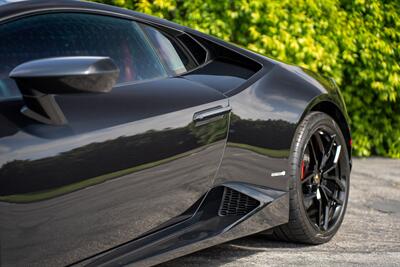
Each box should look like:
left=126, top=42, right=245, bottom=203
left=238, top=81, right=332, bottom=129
left=80, top=182, right=289, bottom=267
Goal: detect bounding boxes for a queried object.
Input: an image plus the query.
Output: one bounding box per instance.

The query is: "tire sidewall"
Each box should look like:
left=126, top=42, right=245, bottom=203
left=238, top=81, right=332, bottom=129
left=290, top=112, right=350, bottom=243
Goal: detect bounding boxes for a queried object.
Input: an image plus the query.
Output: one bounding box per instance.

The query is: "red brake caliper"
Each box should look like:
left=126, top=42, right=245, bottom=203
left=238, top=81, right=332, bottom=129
left=300, top=160, right=305, bottom=180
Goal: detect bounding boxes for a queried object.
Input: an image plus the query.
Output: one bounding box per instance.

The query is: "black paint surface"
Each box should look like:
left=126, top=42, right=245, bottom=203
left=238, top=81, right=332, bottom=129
left=0, top=1, right=351, bottom=266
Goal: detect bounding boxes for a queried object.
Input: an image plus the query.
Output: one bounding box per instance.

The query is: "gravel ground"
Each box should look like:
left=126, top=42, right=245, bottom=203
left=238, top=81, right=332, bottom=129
left=160, top=158, right=400, bottom=267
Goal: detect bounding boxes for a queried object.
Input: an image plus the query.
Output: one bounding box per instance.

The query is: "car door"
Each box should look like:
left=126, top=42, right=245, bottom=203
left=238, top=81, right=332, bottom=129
left=0, top=12, right=229, bottom=266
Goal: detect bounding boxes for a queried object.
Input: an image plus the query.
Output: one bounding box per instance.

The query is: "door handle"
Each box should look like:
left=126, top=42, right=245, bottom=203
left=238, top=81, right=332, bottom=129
left=193, top=106, right=232, bottom=124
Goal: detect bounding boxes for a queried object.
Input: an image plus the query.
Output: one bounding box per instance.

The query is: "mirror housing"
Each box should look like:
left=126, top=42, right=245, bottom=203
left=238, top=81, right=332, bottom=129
left=10, top=57, right=120, bottom=125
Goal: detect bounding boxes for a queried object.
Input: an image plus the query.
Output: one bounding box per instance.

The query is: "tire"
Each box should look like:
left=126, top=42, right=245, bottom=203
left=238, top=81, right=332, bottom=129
left=274, top=111, right=350, bottom=244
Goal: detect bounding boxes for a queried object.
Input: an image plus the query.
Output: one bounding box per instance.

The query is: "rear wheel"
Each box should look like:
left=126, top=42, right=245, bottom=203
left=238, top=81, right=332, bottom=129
left=274, top=111, right=350, bottom=244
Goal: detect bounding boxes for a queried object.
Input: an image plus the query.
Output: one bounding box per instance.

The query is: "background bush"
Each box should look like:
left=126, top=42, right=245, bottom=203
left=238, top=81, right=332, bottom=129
left=90, top=0, right=400, bottom=158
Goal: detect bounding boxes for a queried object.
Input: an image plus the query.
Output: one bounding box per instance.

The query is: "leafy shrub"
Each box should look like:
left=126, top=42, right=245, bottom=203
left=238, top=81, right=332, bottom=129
left=90, top=0, right=400, bottom=158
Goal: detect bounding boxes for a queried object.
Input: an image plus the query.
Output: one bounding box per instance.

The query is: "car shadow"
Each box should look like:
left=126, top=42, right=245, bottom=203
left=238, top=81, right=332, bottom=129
left=158, top=234, right=311, bottom=266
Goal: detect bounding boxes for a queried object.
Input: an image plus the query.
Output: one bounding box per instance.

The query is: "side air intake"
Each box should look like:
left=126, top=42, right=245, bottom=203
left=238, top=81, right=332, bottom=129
left=218, top=187, right=260, bottom=216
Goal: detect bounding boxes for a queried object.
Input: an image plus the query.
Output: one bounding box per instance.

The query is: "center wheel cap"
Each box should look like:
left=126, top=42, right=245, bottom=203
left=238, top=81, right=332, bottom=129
left=314, top=173, right=321, bottom=184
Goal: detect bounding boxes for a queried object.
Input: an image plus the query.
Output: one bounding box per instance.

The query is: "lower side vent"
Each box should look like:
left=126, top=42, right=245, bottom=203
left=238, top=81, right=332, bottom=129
left=218, top=187, right=260, bottom=216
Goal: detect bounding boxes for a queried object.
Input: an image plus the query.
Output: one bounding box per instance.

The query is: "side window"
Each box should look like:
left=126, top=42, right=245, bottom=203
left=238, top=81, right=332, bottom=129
left=0, top=13, right=181, bottom=100
left=142, top=25, right=195, bottom=75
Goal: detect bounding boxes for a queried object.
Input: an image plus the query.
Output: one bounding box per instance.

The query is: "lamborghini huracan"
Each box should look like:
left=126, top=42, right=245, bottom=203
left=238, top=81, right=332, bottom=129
left=0, top=0, right=352, bottom=266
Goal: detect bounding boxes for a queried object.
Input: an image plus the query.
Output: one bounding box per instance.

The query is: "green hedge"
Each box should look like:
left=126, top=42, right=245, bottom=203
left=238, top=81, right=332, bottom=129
left=90, top=0, right=400, bottom=158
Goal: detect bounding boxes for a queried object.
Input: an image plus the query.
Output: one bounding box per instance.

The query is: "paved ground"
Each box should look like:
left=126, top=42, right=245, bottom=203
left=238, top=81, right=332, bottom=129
left=161, top=158, right=400, bottom=266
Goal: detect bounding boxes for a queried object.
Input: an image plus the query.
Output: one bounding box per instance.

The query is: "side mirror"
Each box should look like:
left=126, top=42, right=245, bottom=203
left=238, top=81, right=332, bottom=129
left=10, top=57, right=120, bottom=125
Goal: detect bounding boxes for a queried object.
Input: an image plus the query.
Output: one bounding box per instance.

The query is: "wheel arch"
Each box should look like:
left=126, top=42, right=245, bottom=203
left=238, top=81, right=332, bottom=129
left=306, top=99, right=352, bottom=162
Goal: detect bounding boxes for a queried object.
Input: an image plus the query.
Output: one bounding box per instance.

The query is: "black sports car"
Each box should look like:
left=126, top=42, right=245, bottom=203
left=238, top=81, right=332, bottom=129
left=0, top=0, right=352, bottom=266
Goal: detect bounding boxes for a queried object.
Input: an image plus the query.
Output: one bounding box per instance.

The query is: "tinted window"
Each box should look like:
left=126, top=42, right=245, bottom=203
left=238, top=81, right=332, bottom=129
left=0, top=13, right=172, bottom=99
left=143, top=25, right=192, bottom=75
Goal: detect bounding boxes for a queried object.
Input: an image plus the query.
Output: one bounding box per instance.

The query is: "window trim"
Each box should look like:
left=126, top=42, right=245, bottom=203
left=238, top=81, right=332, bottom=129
left=140, top=24, right=199, bottom=76
left=176, top=33, right=210, bottom=65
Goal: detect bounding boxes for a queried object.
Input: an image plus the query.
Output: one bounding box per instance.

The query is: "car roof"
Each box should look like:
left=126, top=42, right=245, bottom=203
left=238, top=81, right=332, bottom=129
left=0, top=0, right=186, bottom=32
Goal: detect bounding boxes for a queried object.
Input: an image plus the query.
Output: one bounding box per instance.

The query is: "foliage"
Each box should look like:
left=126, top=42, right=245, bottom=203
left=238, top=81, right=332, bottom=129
left=90, top=0, right=400, bottom=157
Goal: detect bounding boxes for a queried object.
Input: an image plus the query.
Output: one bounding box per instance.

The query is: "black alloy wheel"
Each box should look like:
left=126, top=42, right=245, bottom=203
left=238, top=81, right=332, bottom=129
left=300, top=129, right=346, bottom=232
left=273, top=111, right=350, bottom=244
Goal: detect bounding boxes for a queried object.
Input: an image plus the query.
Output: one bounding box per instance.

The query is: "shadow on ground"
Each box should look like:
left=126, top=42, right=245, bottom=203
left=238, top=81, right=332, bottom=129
left=159, top=234, right=311, bottom=267
left=159, top=158, right=400, bottom=267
